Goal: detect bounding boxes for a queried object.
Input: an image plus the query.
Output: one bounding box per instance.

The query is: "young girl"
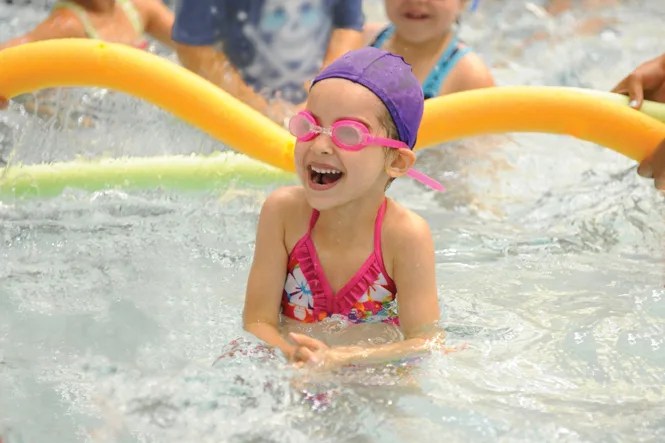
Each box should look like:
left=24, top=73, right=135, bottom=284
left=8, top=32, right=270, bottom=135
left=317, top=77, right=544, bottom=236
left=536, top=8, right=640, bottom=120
left=366, top=0, right=494, bottom=99
left=0, top=0, right=175, bottom=51
left=242, top=47, right=445, bottom=371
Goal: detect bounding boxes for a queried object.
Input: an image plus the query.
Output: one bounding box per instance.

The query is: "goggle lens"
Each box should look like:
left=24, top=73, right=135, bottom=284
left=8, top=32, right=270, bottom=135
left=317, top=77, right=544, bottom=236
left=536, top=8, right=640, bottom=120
left=289, top=114, right=315, bottom=139
left=332, top=124, right=363, bottom=148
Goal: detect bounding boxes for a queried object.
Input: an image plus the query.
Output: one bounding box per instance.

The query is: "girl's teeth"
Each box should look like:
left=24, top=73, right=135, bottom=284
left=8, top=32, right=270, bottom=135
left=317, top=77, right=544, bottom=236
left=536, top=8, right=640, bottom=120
left=311, top=166, right=339, bottom=174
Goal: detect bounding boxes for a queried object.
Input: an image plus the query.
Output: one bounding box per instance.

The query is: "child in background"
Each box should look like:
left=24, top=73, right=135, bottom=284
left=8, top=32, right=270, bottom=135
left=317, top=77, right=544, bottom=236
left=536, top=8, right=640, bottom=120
left=0, top=0, right=174, bottom=50
left=366, top=0, right=494, bottom=99
left=0, top=0, right=175, bottom=125
left=172, top=0, right=365, bottom=124
left=242, top=47, right=445, bottom=371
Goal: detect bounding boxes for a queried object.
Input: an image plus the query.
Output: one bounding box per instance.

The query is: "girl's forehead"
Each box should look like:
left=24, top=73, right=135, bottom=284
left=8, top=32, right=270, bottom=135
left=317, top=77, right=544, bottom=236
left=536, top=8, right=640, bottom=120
left=307, top=79, right=386, bottom=122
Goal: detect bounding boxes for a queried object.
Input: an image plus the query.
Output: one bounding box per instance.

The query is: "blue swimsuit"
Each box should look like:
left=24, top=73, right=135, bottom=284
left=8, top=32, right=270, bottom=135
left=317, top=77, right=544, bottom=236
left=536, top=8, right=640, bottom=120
left=370, top=26, right=471, bottom=99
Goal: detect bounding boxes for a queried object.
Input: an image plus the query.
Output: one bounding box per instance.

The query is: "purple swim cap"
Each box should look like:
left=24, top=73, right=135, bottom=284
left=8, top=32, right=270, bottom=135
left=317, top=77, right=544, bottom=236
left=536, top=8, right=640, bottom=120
left=311, top=47, right=424, bottom=149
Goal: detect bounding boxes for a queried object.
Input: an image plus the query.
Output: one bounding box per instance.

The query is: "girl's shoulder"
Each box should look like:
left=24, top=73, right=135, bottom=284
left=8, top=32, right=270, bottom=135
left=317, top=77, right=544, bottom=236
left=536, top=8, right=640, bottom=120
left=131, top=0, right=172, bottom=18
left=263, top=187, right=312, bottom=251
left=381, top=199, right=434, bottom=274
left=265, top=185, right=306, bottom=205
left=382, top=199, right=432, bottom=244
left=42, top=6, right=89, bottom=38
left=440, top=50, right=495, bottom=95
left=262, top=186, right=310, bottom=219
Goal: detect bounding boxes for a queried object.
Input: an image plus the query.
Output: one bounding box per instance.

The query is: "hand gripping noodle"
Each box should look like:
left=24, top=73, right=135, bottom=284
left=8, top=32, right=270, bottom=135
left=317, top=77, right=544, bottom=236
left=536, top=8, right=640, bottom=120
left=2, top=39, right=665, bottom=198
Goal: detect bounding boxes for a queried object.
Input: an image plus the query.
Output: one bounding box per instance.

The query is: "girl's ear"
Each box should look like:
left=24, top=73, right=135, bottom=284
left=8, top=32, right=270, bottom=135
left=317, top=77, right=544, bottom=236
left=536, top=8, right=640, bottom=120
left=385, top=149, right=416, bottom=178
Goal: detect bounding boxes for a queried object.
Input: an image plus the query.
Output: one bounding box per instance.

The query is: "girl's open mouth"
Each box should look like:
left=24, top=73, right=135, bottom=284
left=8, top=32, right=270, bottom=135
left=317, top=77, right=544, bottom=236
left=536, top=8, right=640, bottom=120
left=404, top=12, right=430, bottom=20
left=308, top=165, right=343, bottom=189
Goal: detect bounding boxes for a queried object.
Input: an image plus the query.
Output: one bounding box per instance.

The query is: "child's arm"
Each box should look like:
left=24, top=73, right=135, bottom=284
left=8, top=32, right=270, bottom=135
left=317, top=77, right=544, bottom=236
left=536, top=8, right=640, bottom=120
left=361, top=22, right=386, bottom=46
left=321, top=28, right=364, bottom=69
left=242, top=189, right=296, bottom=359
left=0, top=11, right=85, bottom=50
left=175, top=44, right=280, bottom=118
left=292, top=212, right=443, bottom=369
left=321, top=0, right=365, bottom=68
left=289, top=327, right=444, bottom=369
left=134, top=0, right=175, bottom=49
left=611, top=53, right=665, bottom=190
left=299, top=21, right=363, bottom=96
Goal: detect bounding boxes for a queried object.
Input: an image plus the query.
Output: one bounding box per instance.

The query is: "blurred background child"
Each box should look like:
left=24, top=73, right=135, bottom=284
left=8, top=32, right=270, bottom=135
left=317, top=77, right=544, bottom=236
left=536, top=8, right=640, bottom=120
left=365, top=0, right=494, bottom=98
left=0, top=0, right=175, bottom=127
left=0, top=0, right=174, bottom=50
left=172, top=0, right=365, bottom=124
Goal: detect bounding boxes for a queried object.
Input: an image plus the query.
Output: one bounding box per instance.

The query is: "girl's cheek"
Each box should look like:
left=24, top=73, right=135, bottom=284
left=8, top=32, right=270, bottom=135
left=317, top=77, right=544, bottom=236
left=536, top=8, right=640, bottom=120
left=294, top=143, right=306, bottom=161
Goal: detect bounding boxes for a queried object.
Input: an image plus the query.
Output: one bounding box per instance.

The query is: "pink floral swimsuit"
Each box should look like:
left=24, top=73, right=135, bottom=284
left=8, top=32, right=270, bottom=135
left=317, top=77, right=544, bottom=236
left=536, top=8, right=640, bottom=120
left=281, top=199, right=399, bottom=325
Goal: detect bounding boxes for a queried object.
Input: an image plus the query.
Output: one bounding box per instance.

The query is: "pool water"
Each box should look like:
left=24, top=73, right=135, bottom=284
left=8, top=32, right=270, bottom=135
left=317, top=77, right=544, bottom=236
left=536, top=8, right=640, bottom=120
left=1, top=1, right=665, bottom=442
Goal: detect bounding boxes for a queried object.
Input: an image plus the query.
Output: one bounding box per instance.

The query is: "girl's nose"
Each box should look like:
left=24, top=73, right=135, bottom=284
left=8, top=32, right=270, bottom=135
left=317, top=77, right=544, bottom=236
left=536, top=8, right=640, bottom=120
left=310, top=134, right=334, bottom=155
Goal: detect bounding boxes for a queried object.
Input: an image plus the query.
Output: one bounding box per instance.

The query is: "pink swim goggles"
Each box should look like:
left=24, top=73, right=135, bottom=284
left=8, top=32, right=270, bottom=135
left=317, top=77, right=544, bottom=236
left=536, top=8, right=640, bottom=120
left=288, top=111, right=444, bottom=191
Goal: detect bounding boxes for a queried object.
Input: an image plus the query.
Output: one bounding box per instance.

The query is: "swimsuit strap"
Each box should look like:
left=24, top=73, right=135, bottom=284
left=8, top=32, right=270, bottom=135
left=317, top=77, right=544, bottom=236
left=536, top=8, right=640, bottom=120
left=373, top=198, right=388, bottom=256
left=369, top=25, right=394, bottom=49
left=52, top=1, right=100, bottom=39
left=307, top=208, right=320, bottom=234
left=117, top=0, right=145, bottom=35
left=422, top=35, right=472, bottom=99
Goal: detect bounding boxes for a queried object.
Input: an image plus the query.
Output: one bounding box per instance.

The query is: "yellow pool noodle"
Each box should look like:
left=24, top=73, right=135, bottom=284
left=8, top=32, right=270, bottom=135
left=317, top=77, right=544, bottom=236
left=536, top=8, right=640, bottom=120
left=1, top=38, right=665, bottom=197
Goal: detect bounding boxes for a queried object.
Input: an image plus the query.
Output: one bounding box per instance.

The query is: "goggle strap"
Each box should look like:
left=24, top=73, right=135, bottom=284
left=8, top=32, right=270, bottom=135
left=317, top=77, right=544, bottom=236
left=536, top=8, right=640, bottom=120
left=406, top=169, right=446, bottom=192
left=379, top=138, right=409, bottom=150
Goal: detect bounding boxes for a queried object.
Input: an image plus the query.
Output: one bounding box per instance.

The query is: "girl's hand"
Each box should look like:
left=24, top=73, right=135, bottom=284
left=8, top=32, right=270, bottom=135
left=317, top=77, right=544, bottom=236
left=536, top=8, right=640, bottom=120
left=289, top=332, right=328, bottom=364
left=289, top=332, right=350, bottom=371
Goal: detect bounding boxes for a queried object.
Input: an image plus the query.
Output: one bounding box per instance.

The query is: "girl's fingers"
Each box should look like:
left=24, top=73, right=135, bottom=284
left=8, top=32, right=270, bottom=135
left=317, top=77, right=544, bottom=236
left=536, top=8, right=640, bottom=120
left=625, top=74, right=645, bottom=109
left=637, top=156, right=654, bottom=178
left=293, top=346, right=319, bottom=365
left=289, top=332, right=324, bottom=350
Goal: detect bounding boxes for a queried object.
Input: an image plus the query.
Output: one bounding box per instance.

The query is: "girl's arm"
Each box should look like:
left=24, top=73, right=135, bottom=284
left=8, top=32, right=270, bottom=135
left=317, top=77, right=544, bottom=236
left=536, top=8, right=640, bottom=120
left=290, top=329, right=444, bottom=369
left=134, top=0, right=175, bottom=49
left=0, top=11, right=85, bottom=50
left=175, top=44, right=280, bottom=119
left=362, top=22, right=386, bottom=46
left=321, top=28, right=364, bottom=69
left=292, top=212, right=443, bottom=369
left=321, top=0, right=364, bottom=67
left=242, top=189, right=296, bottom=359
left=299, top=27, right=363, bottom=97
